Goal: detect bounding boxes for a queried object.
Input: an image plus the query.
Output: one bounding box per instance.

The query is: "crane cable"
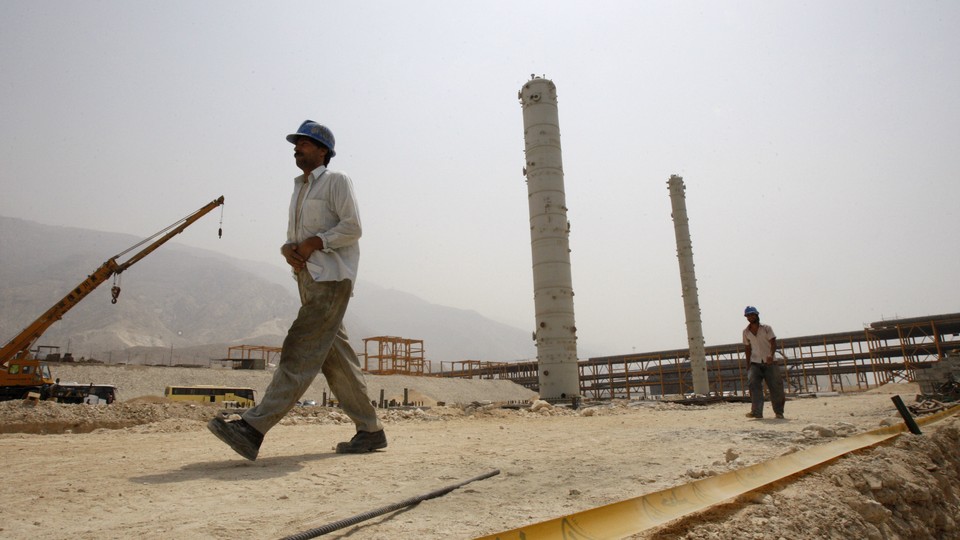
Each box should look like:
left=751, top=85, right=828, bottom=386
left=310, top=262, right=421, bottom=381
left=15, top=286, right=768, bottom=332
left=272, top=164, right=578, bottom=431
left=113, top=204, right=214, bottom=260
left=108, top=198, right=224, bottom=303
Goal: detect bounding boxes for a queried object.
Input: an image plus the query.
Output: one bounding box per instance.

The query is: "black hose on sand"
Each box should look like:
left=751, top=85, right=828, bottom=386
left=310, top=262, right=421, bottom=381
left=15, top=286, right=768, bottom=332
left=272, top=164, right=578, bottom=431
left=280, top=469, right=501, bottom=540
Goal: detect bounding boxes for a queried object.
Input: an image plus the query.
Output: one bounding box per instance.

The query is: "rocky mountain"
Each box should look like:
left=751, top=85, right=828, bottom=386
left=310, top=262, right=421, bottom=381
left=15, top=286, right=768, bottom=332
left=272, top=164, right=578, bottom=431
left=0, top=216, right=537, bottom=366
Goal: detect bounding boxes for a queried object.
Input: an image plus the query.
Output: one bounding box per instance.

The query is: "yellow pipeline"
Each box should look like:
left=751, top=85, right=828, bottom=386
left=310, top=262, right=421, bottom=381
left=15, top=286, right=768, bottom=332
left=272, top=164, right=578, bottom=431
left=476, top=405, right=960, bottom=540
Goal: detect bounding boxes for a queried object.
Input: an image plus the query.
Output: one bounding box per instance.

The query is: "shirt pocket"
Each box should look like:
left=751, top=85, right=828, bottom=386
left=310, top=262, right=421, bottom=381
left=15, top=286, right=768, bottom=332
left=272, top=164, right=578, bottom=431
left=301, top=199, right=335, bottom=232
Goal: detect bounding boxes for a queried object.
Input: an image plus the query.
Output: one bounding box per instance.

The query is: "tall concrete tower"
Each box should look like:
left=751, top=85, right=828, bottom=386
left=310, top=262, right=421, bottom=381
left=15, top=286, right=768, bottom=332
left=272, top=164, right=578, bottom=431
left=518, top=76, right=580, bottom=401
left=667, top=174, right=710, bottom=395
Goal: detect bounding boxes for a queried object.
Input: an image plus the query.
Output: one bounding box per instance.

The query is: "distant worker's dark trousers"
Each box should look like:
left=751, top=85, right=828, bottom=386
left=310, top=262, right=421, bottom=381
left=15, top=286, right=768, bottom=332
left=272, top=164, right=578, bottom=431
left=747, top=362, right=785, bottom=418
left=243, top=271, right=382, bottom=435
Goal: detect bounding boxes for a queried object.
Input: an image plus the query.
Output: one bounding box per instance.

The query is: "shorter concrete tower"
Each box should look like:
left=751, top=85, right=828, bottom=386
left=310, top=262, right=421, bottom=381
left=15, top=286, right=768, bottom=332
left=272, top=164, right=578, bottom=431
left=518, top=76, right=580, bottom=401
left=667, top=174, right=709, bottom=395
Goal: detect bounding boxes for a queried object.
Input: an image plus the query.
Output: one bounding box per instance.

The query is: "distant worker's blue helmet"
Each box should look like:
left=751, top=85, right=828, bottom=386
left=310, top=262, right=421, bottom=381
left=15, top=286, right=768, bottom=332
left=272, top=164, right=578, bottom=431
left=286, top=120, right=336, bottom=157
left=744, top=306, right=759, bottom=316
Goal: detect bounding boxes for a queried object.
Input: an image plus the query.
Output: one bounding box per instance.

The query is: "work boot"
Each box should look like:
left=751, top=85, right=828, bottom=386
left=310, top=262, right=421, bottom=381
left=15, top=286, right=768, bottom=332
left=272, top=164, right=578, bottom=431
left=207, top=416, right=263, bottom=461
left=745, top=412, right=762, bottom=419
left=336, top=430, right=387, bottom=454
left=775, top=413, right=785, bottom=419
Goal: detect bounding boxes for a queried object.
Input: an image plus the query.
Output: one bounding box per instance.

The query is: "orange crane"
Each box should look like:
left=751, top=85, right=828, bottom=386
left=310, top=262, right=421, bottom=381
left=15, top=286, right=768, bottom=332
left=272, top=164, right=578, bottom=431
left=0, top=196, right=224, bottom=401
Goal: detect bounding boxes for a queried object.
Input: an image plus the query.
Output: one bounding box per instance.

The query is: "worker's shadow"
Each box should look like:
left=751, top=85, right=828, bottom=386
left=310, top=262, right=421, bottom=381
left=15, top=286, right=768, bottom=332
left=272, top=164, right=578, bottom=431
left=130, top=452, right=342, bottom=484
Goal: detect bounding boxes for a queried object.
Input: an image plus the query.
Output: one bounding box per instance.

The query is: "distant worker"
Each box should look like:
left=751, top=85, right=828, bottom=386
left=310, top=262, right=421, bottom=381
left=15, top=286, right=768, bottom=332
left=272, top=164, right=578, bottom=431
left=208, top=120, right=385, bottom=460
left=84, top=384, right=98, bottom=405
left=742, top=306, right=785, bottom=419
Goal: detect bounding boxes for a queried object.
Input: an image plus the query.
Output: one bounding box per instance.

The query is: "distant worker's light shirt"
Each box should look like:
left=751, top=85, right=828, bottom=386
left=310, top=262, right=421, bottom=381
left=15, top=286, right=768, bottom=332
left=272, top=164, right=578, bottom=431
left=743, top=324, right=776, bottom=364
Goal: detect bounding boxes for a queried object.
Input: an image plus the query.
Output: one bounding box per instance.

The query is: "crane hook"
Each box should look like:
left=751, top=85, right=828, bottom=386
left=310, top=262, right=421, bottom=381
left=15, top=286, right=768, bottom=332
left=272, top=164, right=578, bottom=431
left=111, top=285, right=121, bottom=304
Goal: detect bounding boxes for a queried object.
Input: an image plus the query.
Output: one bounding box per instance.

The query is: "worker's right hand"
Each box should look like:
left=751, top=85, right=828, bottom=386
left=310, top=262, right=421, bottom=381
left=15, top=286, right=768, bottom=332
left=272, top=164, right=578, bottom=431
left=282, top=243, right=306, bottom=272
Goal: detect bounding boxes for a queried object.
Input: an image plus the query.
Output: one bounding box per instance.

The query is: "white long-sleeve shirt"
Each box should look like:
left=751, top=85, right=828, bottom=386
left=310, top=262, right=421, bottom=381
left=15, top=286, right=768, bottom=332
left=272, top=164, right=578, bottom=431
left=287, top=165, right=361, bottom=283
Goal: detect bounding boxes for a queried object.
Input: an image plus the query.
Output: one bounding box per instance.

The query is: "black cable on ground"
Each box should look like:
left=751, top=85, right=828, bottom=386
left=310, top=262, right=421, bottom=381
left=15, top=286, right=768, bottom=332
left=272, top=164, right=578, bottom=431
left=279, top=469, right=501, bottom=540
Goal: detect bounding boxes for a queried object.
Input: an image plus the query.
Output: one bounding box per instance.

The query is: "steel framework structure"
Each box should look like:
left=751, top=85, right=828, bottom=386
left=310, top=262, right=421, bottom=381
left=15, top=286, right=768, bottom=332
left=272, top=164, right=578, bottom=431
left=362, top=336, right=427, bottom=375
left=214, top=345, right=281, bottom=370
left=436, top=313, right=960, bottom=399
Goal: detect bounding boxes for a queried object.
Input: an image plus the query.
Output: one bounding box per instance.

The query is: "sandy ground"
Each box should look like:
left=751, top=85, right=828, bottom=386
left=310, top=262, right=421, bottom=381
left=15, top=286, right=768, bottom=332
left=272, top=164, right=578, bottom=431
left=1, top=365, right=958, bottom=539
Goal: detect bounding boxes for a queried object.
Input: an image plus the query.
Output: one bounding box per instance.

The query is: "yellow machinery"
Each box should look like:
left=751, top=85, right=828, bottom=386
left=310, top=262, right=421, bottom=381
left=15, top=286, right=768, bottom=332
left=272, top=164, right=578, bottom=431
left=0, top=196, right=224, bottom=401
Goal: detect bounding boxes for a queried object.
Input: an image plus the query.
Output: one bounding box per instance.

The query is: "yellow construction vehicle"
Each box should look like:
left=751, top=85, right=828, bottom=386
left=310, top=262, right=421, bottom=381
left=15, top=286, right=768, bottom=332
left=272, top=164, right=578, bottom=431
left=0, top=196, right=224, bottom=401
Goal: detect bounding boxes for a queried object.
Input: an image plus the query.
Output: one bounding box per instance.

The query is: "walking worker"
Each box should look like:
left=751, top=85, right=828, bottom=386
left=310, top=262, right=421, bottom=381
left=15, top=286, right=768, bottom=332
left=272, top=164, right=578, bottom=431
left=742, top=305, right=785, bottom=419
left=208, top=120, right=385, bottom=460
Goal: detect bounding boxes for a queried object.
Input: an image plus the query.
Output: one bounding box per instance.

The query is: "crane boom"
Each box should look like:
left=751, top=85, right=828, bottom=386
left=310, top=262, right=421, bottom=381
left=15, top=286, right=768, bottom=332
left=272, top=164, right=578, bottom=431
left=0, top=196, right=225, bottom=367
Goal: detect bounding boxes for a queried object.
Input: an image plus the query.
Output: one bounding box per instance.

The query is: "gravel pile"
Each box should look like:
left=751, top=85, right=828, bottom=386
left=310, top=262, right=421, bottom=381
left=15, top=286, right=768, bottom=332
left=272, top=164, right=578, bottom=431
left=0, top=363, right=540, bottom=435
left=49, top=363, right=537, bottom=406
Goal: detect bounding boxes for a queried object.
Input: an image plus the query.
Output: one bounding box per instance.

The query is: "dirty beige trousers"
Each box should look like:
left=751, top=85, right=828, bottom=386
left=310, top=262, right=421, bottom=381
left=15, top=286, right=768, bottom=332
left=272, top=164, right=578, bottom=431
left=243, top=272, right=382, bottom=435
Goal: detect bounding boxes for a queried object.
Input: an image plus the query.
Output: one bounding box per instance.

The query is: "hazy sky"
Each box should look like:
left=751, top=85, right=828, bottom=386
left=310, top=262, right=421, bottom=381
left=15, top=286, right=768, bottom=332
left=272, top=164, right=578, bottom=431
left=2, top=1, right=958, bottom=358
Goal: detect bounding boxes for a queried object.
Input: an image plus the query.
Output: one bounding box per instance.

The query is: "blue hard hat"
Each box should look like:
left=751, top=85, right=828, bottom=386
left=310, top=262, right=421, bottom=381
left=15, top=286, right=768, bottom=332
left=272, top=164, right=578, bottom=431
left=744, top=306, right=759, bottom=316
left=286, top=120, right=336, bottom=157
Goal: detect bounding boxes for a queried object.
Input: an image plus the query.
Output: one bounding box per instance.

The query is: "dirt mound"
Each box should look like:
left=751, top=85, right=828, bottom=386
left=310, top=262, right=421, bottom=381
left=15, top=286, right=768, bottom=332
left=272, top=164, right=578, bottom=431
left=0, top=362, right=539, bottom=436
left=124, top=395, right=174, bottom=404
left=46, top=363, right=538, bottom=405
left=0, top=399, right=216, bottom=434
left=862, top=381, right=921, bottom=395
left=642, top=415, right=960, bottom=540
left=0, top=396, right=554, bottom=435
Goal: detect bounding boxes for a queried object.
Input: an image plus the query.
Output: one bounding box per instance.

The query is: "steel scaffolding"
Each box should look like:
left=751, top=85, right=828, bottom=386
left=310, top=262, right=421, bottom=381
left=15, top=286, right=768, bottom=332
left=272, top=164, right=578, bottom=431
left=215, top=345, right=281, bottom=370
left=362, top=336, right=427, bottom=375
left=436, top=313, right=960, bottom=399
